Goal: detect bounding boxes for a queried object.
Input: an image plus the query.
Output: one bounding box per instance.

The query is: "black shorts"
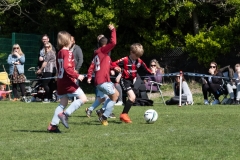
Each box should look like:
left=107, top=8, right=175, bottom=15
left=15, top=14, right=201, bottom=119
left=120, top=78, right=134, bottom=92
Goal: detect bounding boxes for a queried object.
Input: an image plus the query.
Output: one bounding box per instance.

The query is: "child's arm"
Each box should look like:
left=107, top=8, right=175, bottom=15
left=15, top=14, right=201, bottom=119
left=61, top=50, right=80, bottom=79
left=101, top=25, right=117, bottom=54
left=139, top=59, right=152, bottom=74
left=112, top=57, right=126, bottom=69
left=87, top=60, right=95, bottom=83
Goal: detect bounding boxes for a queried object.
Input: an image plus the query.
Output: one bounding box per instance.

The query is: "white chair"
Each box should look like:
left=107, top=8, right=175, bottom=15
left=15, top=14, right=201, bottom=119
left=149, top=81, right=166, bottom=105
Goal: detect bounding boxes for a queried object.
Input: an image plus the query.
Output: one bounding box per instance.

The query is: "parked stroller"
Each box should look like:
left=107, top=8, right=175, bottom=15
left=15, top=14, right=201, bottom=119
left=23, top=67, right=58, bottom=103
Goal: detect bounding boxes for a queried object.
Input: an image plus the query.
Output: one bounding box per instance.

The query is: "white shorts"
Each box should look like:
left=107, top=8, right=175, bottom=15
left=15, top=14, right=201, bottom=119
left=96, top=82, right=115, bottom=96
left=57, top=88, right=84, bottom=99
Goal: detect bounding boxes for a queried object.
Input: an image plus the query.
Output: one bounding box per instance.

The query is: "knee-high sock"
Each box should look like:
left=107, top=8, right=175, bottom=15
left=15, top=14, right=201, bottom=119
left=122, top=99, right=133, bottom=114
left=65, top=99, right=83, bottom=116
left=88, top=99, right=101, bottom=111
left=51, top=104, right=65, bottom=125
left=102, top=99, right=116, bottom=118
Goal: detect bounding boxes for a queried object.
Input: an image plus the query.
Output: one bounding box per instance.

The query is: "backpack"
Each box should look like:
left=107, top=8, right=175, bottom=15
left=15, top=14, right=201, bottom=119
left=133, top=98, right=153, bottom=106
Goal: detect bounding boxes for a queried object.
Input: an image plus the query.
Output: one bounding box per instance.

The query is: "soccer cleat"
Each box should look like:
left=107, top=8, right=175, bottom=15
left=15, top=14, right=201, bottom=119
left=85, top=108, right=92, bottom=118
left=58, top=112, right=69, bottom=128
left=99, top=117, right=108, bottom=126
left=47, top=124, right=61, bottom=133
left=108, top=113, right=116, bottom=118
left=120, top=113, right=132, bottom=123
left=96, top=109, right=103, bottom=118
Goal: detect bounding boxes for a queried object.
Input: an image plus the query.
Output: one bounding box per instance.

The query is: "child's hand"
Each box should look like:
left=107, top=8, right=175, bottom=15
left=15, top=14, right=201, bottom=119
left=78, top=75, right=85, bottom=81
left=87, top=79, right=91, bottom=84
left=114, top=66, right=121, bottom=72
left=108, top=24, right=114, bottom=30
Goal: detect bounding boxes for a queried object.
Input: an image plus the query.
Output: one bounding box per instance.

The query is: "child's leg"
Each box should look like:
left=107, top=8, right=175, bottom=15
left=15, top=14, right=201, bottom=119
left=64, top=88, right=87, bottom=116
left=122, top=89, right=136, bottom=114
left=50, top=96, right=68, bottom=125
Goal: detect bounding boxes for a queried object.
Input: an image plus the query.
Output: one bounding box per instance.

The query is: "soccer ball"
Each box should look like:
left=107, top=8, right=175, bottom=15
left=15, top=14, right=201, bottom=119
left=144, top=109, right=158, bottom=123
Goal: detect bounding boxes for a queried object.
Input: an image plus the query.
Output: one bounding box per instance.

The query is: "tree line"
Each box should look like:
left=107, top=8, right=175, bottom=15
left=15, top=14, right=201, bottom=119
left=1, top=0, right=240, bottom=72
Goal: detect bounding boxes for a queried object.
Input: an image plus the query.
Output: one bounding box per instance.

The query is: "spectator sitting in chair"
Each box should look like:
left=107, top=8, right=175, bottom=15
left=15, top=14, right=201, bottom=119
left=202, top=62, right=223, bottom=105
left=166, top=73, right=193, bottom=105
left=226, top=63, right=240, bottom=105
left=144, top=59, right=164, bottom=92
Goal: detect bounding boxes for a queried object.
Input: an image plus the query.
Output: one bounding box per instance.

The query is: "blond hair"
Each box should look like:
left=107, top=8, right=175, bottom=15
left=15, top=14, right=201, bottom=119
left=130, top=43, right=144, bottom=57
left=57, top=31, right=71, bottom=50
left=11, top=44, right=24, bottom=56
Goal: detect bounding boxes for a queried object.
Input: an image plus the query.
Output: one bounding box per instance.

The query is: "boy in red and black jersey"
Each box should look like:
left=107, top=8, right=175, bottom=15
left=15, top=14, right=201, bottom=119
left=112, top=43, right=153, bottom=123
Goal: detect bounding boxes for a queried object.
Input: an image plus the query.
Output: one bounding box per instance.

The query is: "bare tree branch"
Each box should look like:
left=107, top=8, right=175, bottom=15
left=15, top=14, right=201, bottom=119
left=0, top=0, right=21, bottom=13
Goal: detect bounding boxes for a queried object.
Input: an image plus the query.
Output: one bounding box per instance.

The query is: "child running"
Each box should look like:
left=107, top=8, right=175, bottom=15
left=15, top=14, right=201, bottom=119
left=47, top=31, right=87, bottom=133
left=91, top=24, right=120, bottom=126
left=112, top=43, right=153, bottom=123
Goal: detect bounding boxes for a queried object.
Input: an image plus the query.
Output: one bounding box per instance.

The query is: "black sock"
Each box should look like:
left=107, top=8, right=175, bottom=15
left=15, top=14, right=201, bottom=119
left=102, top=115, right=107, bottom=120
left=100, top=108, right=104, bottom=113
left=122, top=99, right=133, bottom=114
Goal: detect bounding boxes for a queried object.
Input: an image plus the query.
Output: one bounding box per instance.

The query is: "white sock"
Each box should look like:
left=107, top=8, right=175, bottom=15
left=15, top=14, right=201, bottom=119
left=51, top=104, right=65, bottom=125
left=65, top=99, right=83, bottom=116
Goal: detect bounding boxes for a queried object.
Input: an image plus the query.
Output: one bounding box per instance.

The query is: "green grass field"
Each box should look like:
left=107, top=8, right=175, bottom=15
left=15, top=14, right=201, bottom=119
left=1, top=96, right=240, bottom=160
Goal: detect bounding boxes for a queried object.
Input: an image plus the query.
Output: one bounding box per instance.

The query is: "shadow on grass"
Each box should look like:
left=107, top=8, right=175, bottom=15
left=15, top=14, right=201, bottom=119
left=12, top=130, right=49, bottom=133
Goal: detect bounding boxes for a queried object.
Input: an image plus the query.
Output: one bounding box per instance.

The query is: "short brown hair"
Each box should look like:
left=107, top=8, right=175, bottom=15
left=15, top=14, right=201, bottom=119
left=130, top=43, right=144, bottom=57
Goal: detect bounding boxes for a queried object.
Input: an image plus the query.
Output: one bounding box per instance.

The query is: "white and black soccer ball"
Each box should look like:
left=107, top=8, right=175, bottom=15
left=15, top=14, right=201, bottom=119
left=144, top=109, right=158, bottom=123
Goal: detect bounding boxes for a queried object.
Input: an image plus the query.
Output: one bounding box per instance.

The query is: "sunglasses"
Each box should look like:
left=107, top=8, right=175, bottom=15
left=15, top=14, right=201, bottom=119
left=151, top=65, right=156, bottom=67
left=45, top=46, right=50, bottom=48
left=210, top=66, right=216, bottom=68
left=13, top=47, right=19, bottom=49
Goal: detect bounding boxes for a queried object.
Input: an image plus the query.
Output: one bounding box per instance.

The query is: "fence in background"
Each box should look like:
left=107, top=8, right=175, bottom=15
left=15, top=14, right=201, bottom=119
left=0, top=33, right=42, bottom=79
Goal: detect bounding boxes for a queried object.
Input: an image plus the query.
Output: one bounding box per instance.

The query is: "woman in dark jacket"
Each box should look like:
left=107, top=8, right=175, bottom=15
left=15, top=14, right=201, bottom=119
left=202, top=62, right=223, bottom=105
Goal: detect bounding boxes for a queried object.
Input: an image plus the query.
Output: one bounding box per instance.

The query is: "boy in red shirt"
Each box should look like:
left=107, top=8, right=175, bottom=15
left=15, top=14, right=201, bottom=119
left=91, top=24, right=120, bottom=125
left=47, top=31, right=87, bottom=133
left=112, top=43, right=153, bottom=123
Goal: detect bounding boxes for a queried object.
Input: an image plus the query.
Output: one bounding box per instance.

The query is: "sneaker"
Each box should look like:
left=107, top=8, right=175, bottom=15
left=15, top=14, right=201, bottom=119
left=204, top=99, right=209, bottom=105
left=47, top=123, right=61, bottom=133
left=85, top=108, right=92, bottom=118
left=211, top=99, right=220, bottom=105
left=96, top=109, right=103, bottom=118
left=120, top=113, right=132, bottom=123
left=58, top=112, right=69, bottom=128
left=108, top=113, right=116, bottom=118
left=115, top=101, right=123, bottom=106
left=99, top=117, right=108, bottom=126
left=43, top=98, right=50, bottom=103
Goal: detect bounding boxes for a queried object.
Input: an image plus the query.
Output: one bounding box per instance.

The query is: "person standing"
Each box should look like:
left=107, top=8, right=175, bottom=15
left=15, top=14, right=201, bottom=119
left=36, top=42, right=57, bottom=103
left=70, top=36, right=83, bottom=74
left=7, top=44, right=26, bottom=101
left=47, top=31, right=87, bottom=133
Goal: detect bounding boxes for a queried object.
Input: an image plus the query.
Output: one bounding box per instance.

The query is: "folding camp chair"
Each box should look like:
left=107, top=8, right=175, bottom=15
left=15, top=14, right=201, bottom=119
left=208, top=66, right=232, bottom=104
left=149, top=81, right=166, bottom=105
